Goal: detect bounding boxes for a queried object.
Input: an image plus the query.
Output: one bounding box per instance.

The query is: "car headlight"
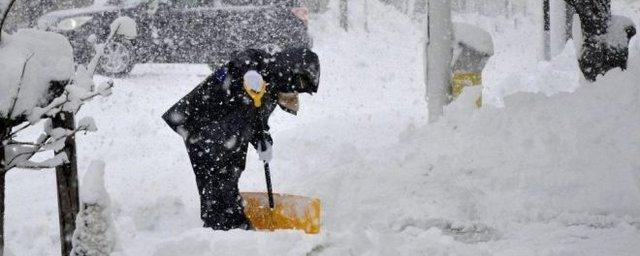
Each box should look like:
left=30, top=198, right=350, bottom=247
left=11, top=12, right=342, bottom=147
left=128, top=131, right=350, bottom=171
left=56, top=16, right=93, bottom=31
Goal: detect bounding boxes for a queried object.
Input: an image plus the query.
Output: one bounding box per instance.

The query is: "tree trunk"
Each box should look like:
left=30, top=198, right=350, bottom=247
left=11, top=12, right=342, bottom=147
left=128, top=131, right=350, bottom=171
left=0, top=171, right=4, bottom=256
left=52, top=112, right=79, bottom=256
left=543, top=0, right=551, bottom=60
left=0, top=124, right=8, bottom=256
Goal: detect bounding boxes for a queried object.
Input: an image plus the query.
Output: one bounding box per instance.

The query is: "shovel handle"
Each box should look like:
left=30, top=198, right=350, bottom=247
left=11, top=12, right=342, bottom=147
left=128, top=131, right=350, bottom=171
left=264, top=162, right=275, bottom=209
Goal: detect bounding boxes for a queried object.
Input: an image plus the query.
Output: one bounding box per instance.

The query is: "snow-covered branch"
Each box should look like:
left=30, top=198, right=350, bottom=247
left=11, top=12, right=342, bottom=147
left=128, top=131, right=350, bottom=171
left=1, top=76, right=111, bottom=171
left=12, top=152, right=69, bottom=170
left=27, top=79, right=113, bottom=125
left=3, top=117, right=97, bottom=171
left=5, top=52, right=35, bottom=119
left=0, top=0, right=16, bottom=42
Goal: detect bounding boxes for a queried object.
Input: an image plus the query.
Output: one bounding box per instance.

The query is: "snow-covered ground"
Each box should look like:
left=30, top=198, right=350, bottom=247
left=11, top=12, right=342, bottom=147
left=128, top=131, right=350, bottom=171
left=5, top=1, right=640, bottom=255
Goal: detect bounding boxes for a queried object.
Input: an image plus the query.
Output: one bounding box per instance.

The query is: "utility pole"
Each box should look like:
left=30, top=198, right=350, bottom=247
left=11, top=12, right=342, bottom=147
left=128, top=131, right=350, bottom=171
left=425, top=0, right=453, bottom=123
left=339, top=0, right=348, bottom=31
left=550, top=0, right=574, bottom=57
left=364, top=0, right=369, bottom=32
left=543, top=0, right=551, bottom=60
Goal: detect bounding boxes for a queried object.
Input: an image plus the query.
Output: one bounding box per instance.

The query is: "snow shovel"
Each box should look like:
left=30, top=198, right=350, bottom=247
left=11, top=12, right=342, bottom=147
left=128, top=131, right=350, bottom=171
left=241, top=162, right=321, bottom=234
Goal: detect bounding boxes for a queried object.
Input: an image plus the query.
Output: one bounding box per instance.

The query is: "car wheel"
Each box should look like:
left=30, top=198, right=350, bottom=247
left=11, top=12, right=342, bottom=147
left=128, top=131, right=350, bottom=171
left=98, top=39, right=135, bottom=77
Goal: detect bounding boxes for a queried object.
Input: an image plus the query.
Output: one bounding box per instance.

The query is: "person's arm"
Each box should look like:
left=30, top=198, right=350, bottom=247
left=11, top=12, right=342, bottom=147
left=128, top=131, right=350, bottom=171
left=249, top=114, right=273, bottom=163
left=566, top=0, right=611, bottom=36
left=249, top=115, right=272, bottom=147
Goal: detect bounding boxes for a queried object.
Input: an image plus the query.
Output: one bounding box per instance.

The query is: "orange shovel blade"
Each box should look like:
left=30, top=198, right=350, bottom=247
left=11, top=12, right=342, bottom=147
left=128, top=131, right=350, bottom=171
left=241, top=192, right=321, bottom=234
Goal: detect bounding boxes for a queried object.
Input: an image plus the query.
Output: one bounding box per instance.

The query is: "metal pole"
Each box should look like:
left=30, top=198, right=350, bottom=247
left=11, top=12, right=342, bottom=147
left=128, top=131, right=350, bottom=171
left=339, top=0, right=348, bottom=31
left=263, top=162, right=274, bottom=209
left=550, top=0, right=568, bottom=57
left=425, top=0, right=453, bottom=123
left=543, top=0, right=551, bottom=60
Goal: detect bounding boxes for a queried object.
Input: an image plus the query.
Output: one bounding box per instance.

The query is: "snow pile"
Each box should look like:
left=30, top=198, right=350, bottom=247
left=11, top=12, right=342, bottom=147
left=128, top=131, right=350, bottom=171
left=483, top=40, right=581, bottom=107
left=269, top=11, right=640, bottom=252
left=79, top=161, right=111, bottom=206
left=0, top=29, right=74, bottom=119
left=440, top=55, right=640, bottom=223
left=454, top=22, right=494, bottom=55
left=71, top=160, right=116, bottom=256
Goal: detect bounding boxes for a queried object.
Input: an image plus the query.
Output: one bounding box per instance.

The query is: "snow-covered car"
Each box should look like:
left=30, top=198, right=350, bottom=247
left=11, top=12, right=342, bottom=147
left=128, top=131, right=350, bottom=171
left=37, top=0, right=312, bottom=77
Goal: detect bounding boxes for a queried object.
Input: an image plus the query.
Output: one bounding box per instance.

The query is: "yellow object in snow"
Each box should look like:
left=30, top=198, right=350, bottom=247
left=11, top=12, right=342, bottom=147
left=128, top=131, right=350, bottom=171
left=452, top=72, right=483, bottom=107
left=241, top=192, right=321, bottom=234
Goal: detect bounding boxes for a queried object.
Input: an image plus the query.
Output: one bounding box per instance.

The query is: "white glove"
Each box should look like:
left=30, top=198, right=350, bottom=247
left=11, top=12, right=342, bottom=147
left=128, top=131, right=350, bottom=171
left=257, top=141, right=273, bottom=163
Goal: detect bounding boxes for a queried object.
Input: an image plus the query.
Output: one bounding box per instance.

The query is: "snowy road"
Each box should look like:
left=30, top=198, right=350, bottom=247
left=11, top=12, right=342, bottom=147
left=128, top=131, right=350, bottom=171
left=6, top=1, right=640, bottom=255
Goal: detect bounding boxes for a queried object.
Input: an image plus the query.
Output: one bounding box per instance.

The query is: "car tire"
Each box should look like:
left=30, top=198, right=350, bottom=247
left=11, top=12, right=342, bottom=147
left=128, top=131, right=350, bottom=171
left=97, top=38, right=135, bottom=77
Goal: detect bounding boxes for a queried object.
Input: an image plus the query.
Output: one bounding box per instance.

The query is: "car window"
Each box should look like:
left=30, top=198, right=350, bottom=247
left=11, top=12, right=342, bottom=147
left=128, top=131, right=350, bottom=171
left=261, top=0, right=297, bottom=5
left=220, top=0, right=261, bottom=6
left=121, top=0, right=150, bottom=6
left=119, top=0, right=172, bottom=7
left=174, top=0, right=202, bottom=8
left=220, top=0, right=297, bottom=6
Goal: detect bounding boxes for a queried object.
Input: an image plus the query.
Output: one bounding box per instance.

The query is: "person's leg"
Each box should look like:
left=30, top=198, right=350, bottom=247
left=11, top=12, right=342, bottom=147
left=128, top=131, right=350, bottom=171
left=206, top=143, right=252, bottom=230
left=184, top=125, right=253, bottom=230
left=184, top=139, right=220, bottom=228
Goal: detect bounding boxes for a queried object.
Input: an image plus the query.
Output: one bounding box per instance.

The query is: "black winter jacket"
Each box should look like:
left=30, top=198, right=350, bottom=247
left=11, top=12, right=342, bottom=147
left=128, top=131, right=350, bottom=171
left=162, top=48, right=319, bottom=150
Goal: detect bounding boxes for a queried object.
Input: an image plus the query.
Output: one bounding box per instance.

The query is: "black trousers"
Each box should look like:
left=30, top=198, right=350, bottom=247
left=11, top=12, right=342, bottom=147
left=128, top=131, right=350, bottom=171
left=184, top=132, right=252, bottom=230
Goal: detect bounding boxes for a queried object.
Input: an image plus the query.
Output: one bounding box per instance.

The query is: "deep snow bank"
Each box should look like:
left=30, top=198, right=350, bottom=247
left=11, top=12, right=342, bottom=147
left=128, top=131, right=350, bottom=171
left=263, top=2, right=640, bottom=254
left=137, top=2, right=640, bottom=255
left=432, top=50, right=640, bottom=224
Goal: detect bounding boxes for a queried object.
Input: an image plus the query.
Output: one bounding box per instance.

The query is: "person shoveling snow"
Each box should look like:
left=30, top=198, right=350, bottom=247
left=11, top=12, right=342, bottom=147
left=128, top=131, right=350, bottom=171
left=162, top=48, right=320, bottom=231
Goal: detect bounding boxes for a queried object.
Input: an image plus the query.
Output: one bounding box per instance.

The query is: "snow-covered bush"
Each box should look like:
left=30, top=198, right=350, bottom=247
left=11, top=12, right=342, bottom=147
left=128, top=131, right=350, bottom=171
left=0, top=27, right=113, bottom=256
left=0, top=29, right=113, bottom=171
left=1, top=12, right=136, bottom=171
left=0, top=6, right=132, bottom=254
left=71, top=161, right=116, bottom=256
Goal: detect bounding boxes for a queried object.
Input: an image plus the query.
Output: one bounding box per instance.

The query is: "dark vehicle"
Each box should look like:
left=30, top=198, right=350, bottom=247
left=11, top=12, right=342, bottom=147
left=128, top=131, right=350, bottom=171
left=37, top=0, right=311, bottom=76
